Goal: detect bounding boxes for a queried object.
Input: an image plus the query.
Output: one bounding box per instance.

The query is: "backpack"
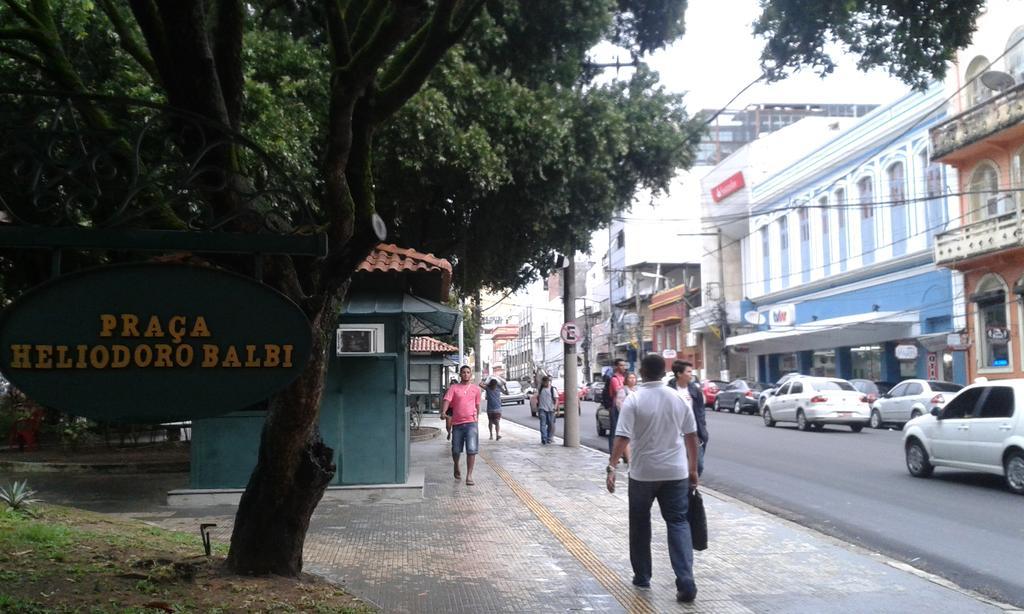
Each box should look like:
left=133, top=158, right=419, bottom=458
left=600, top=374, right=614, bottom=408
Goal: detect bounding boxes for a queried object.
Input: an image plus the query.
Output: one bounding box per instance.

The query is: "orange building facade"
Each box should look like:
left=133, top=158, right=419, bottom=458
left=931, top=15, right=1024, bottom=381
left=650, top=284, right=701, bottom=373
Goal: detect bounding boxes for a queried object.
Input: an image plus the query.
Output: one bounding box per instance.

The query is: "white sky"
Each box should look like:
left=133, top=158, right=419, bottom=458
left=595, top=0, right=913, bottom=113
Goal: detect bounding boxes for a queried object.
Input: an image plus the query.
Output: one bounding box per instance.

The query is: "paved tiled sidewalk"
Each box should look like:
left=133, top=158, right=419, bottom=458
left=297, top=418, right=1008, bottom=613
left=22, top=417, right=1014, bottom=613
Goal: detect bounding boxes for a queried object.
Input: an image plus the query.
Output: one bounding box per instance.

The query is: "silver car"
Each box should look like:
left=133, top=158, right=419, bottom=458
left=762, top=376, right=871, bottom=432
left=869, top=379, right=962, bottom=428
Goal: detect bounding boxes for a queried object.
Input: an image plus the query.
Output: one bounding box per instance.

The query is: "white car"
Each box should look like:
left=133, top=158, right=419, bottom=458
left=762, top=376, right=870, bottom=432
left=903, top=379, right=1024, bottom=495
left=758, top=372, right=801, bottom=411
left=869, top=379, right=962, bottom=428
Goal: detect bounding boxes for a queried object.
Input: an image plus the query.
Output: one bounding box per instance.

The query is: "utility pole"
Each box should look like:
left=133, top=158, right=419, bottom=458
left=581, top=301, right=592, bottom=382
left=716, top=229, right=729, bottom=381
left=634, top=271, right=644, bottom=362
left=563, top=256, right=580, bottom=447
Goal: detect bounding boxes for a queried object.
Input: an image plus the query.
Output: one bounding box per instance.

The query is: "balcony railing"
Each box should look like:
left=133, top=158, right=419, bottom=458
left=934, top=210, right=1024, bottom=266
left=931, top=82, right=1024, bottom=160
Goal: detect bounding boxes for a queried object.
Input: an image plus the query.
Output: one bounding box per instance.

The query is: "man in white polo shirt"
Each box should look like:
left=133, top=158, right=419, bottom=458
left=606, top=353, right=699, bottom=603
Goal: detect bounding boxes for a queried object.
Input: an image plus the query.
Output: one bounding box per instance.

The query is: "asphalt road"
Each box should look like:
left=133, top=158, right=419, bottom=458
left=498, top=398, right=1024, bottom=608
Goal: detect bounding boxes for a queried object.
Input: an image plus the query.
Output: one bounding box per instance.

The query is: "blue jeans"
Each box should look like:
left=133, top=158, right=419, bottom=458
left=539, top=410, right=555, bottom=443
left=451, top=423, right=479, bottom=456
left=698, top=442, right=705, bottom=476
left=628, top=477, right=695, bottom=593
left=607, top=407, right=619, bottom=453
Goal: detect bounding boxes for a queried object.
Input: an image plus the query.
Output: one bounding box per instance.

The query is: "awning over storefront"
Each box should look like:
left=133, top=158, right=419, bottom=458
left=342, top=293, right=462, bottom=336
left=724, top=311, right=920, bottom=355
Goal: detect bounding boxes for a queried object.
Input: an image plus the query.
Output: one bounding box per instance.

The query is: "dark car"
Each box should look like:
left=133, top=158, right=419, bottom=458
left=586, top=380, right=606, bottom=402
left=849, top=379, right=896, bottom=404
left=596, top=404, right=611, bottom=436
left=714, top=379, right=769, bottom=414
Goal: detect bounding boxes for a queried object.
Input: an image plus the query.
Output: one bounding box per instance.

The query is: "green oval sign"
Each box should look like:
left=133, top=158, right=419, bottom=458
left=0, top=263, right=313, bottom=422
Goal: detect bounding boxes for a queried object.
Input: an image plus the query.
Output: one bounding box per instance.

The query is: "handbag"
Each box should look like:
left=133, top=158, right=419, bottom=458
left=688, top=488, right=708, bottom=551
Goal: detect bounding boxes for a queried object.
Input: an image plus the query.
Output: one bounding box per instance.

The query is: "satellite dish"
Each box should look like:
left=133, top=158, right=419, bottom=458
left=371, top=213, right=388, bottom=241
left=980, top=70, right=1016, bottom=91
left=743, top=310, right=765, bottom=325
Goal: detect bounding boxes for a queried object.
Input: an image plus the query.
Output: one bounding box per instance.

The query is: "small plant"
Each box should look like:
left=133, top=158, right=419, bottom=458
left=0, top=480, right=40, bottom=511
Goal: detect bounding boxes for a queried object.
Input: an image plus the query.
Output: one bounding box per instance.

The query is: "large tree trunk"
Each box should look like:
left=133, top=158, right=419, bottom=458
left=226, top=299, right=338, bottom=576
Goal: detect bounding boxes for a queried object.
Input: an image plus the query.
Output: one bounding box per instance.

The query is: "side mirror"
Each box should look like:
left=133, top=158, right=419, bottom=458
left=882, top=392, right=891, bottom=399
left=930, top=407, right=941, bottom=418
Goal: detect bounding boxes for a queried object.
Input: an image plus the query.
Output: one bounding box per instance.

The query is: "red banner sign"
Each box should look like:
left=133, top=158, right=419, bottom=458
left=711, top=171, right=745, bottom=203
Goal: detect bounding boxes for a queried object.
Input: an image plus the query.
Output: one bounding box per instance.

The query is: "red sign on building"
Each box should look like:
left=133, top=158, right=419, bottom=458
left=710, top=171, right=745, bottom=203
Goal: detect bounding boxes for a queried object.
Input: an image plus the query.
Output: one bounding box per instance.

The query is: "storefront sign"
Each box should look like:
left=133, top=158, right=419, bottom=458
left=986, top=326, right=1010, bottom=345
left=927, top=353, right=939, bottom=379
left=0, top=264, right=313, bottom=422
left=768, top=303, right=796, bottom=329
left=710, top=171, right=745, bottom=203
left=894, top=344, right=918, bottom=360
left=947, top=333, right=971, bottom=351
left=685, top=332, right=698, bottom=347
left=662, top=349, right=677, bottom=359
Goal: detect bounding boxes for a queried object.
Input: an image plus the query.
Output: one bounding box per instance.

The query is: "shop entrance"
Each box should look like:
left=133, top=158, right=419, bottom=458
left=852, top=345, right=882, bottom=380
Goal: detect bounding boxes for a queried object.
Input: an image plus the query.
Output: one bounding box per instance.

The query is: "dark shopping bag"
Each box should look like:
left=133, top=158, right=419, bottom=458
left=688, top=488, right=708, bottom=551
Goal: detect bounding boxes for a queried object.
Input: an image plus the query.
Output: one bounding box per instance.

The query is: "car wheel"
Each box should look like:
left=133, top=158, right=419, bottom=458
left=850, top=424, right=863, bottom=433
left=797, top=410, right=810, bottom=431
left=870, top=409, right=883, bottom=429
left=712, top=399, right=719, bottom=412
left=763, top=408, right=775, bottom=427
left=906, top=439, right=934, bottom=478
left=732, top=400, right=740, bottom=414
left=1005, top=450, right=1024, bottom=495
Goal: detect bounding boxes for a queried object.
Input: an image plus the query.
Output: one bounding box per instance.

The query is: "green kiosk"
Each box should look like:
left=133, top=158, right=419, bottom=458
left=184, top=244, right=459, bottom=501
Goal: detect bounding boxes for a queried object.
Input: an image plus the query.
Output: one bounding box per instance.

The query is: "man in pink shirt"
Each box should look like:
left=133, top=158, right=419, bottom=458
left=607, top=358, right=627, bottom=454
left=441, top=365, right=481, bottom=485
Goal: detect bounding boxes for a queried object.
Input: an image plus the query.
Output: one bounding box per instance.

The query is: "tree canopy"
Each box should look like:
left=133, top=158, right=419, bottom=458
left=755, top=0, right=986, bottom=88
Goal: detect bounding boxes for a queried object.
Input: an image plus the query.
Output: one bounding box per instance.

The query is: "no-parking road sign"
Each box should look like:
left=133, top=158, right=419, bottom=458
left=560, top=321, right=579, bottom=345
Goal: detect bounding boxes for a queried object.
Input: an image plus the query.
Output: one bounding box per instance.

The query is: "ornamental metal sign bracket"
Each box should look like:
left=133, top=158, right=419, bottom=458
left=0, top=89, right=327, bottom=422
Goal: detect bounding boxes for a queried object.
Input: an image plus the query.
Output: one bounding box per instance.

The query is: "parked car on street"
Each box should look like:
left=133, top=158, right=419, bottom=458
left=849, top=379, right=896, bottom=404
left=586, top=380, right=605, bottom=402
left=702, top=379, right=727, bottom=407
left=500, top=380, right=527, bottom=406
left=758, top=372, right=801, bottom=411
left=714, top=379, right=768, bottom=414
left=762, top=376, right=870, bottom=432
left=869, top=379, right=962, bottom=428
left=903, top=379, right=1024, bottom=494
left=596, top=404, right=611, bottom=436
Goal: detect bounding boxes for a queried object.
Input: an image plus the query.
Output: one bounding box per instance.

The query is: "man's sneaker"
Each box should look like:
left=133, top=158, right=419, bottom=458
left=631, top=576, right=650, bottom=588
left=676, top=586, right=697, bottom=603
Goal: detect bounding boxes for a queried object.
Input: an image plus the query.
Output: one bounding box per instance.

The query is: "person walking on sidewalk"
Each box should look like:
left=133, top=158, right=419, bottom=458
left=481, top=378, right=504, bottom=440
left=606, top=358, right=627, bottom=454
left=441, top=365, right=480, bottom=485
left=537, top=376, right=558, bottom=444
left=668, top=360, right=708, bottom=476
left=606, top=353, right=700, bottom=604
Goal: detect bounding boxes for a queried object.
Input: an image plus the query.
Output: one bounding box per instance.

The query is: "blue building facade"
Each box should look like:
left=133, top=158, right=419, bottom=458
left=726, top=85, right=968, bottom=385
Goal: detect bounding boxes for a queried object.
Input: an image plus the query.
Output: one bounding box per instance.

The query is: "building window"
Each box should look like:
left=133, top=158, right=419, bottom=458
left=1012, top=146, right=1024, bottom=210
left=888, top=162, right=908, bottom=256
left=778, top=216, right=790, bottom=286
left=1006, top=26, right=1024, bottom=82
left=969, top=162, right=1005, bottom=221
left=616, top=230, right=625, bottom=249
left=820, top=198, right=831, bottom=277
left=965, top=55, right=994, bottom=108
left=835, top=188, right=847, bottom=272
left=920, top=149, right=946, bottom=242
left=761, top=226, right=770, bottom=295
left=975, top=275, right=1010, bottom=370
left=858, top=176, right=875, bottom=265
left=799, top=208, right=810, bottom=282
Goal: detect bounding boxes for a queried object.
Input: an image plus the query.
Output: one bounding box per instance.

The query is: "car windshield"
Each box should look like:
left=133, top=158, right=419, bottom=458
left=928, top=382, right=962, bottom=392
left=851, top=380, right=878, bottom=394
left=814, top=380, right=856, bottom=391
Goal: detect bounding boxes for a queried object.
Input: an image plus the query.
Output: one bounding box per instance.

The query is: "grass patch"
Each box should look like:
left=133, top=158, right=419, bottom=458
left=0, top=504, right=374, bottom=613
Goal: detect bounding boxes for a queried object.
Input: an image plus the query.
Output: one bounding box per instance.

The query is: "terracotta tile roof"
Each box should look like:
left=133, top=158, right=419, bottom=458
left=410, top=336, right=458, bottom=353
left=357, top=243, right=453, bottom=301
